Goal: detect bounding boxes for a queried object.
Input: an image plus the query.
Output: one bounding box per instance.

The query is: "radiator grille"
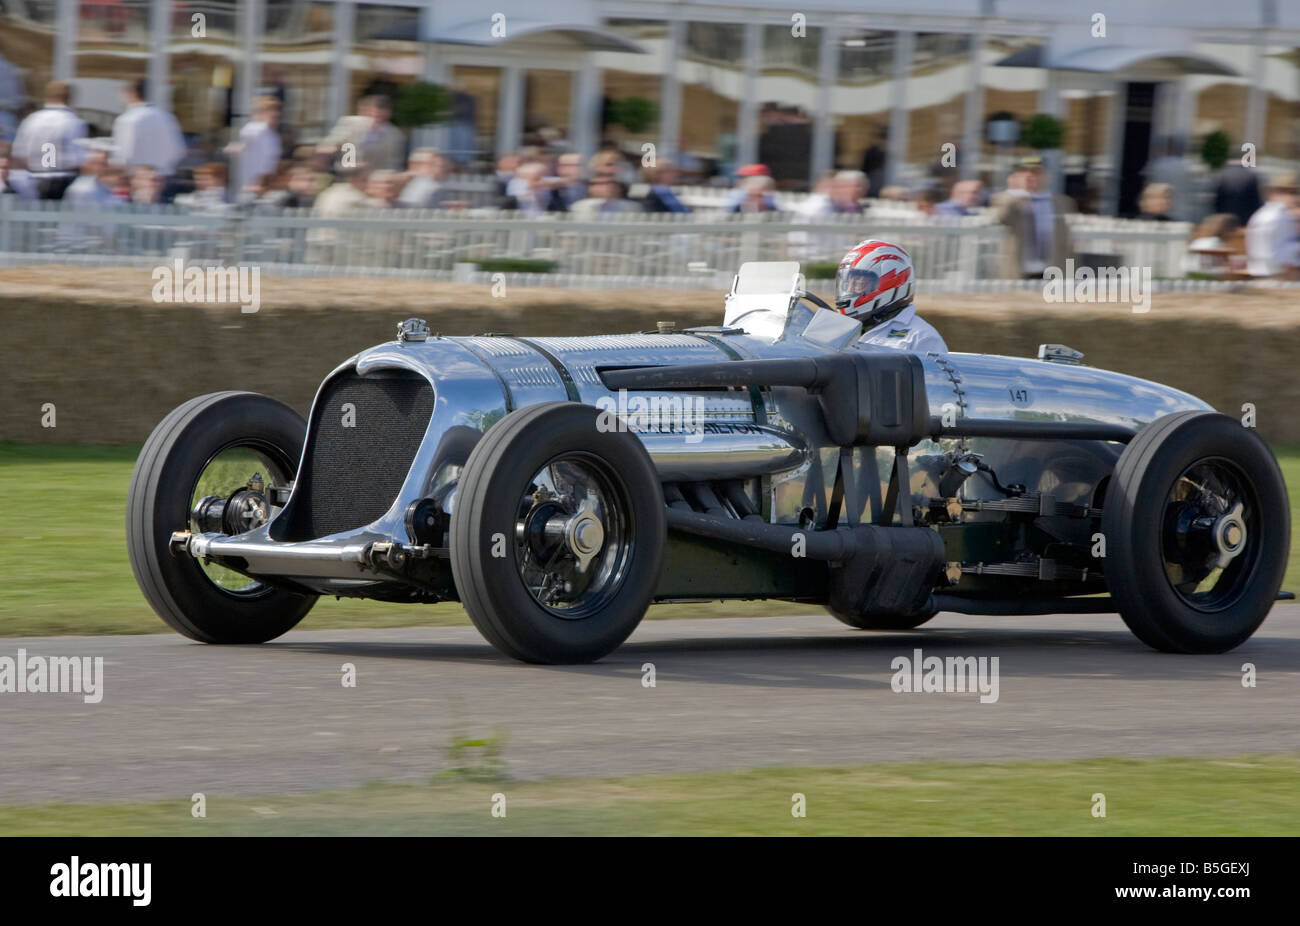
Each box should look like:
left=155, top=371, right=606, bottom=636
left=278, top=369, right=433, bottom=540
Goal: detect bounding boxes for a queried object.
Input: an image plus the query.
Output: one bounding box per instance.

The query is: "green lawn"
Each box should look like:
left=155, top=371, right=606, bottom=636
left=0, top=442, right=821, bottom=636
left=3, top=754, right=1298, bottom=835
left=1, top=442, right=1296, bottom=638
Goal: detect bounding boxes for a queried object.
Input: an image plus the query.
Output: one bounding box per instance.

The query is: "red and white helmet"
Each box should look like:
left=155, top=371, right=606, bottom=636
left=835, top=239, right=915, bottom=323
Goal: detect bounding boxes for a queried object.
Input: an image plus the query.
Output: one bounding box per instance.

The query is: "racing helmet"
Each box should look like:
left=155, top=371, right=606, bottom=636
left=835, top=239, right=915, bottom=325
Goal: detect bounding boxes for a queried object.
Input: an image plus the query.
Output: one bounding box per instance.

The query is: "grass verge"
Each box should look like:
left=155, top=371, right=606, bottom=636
left=0, top=442, right=822, bottom=636
left=4, top=754, right=1299, bottom=835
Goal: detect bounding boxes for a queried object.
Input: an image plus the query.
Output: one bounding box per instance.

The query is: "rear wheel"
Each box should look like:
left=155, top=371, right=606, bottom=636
left=450, top=402, right=665, bottom=663
left=127, top=392, right=317, bottom=643
left=1101, top=411, right=1288, bottom=653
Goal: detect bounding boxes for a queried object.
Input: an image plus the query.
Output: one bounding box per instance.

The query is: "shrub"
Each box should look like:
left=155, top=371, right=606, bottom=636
left=802, top=261, right=840, bottom=280
left=1201, top=130, right=1231, bottom=170
left=1021, top=113, right=1065, bottom=150
left=391, top=82, right=449, bottom=128
left=473, top=258, right=558, bottom=274
left=608, top=97, right=657, bottom=135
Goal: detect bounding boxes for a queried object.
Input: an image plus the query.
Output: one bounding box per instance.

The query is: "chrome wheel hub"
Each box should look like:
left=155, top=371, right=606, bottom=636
left=1210, top=501, right=1247, bottom=569
left=563, top=496, right=605, bottom=572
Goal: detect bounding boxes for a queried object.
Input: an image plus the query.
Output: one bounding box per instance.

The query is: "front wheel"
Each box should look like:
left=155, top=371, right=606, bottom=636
left=127, top=392, right=317, bottom=643
left=450, top=402, right=666, bottom=663
left=1101, top=411, right=1289, bottom=653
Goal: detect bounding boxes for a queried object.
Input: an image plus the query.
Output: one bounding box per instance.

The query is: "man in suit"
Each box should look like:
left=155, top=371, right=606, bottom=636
left=992, top=155, right=1076, bottom=279
left=1214, top=163, right=1265, bottom=227
left=319, top=95, right=405, bottom=171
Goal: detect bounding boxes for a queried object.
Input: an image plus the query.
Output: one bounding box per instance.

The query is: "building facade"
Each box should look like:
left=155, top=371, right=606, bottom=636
left=2, top=0, right=1299, bottom=214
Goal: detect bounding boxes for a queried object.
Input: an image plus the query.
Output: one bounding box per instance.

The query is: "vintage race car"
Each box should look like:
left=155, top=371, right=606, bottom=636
left=127, top=262, right=1291, bottom=663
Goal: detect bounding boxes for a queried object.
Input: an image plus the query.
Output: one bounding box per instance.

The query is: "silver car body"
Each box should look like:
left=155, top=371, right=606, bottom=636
left=183, top=264, right=1210, bottom=595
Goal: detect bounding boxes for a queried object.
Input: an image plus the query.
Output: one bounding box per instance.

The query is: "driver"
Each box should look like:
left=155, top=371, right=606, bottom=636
left=836, top=239, right=948, bottom=355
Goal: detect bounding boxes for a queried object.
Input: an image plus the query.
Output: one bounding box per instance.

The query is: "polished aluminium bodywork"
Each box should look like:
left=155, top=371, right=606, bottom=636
left=176, top=283, right=1210, bottom=599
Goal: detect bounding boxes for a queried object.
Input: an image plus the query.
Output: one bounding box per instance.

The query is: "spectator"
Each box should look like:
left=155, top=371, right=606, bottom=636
left=504, top=160, right=566, bottom=215
left=173, top=162, right=230, bottom=209
left=991, top=155, right=1075, bottom=279
left=571, top=176, right=638, bottom=217
left=102, top=166, right=129, bottom=201
left=589, top=145, right=636, bottom=186
left=10, top=80, right=86, bottom=199
left=724, top=164, right=778, bottom=212
left=313, top=166, right=370, bottom=217
left=278, top=165, right=323, bottom=209
left=397, top=147, right=452, bottom=209
left=641, top=161, right=690, bottom=213
left=111, top=77, right=185, bottom=178
left=1141, top=136, right=1195, bottom=222
left=227, top=96, right=282, bottom=194
left=730, top=174, right=779, bottom=214
left=1138, top=183, right=1175, bottom=221
left=128, top=166, right=165, bottom=204
left=1213, top=162, right=1264, bottom=228
left=829, top=170, right=867, bottom=214
left=935, top=179, right=983, bottom=216
left=799, top=170, right=867, bottom=217
left=235, top=173, right=273, bottom=207
left=319, top=94, right=405, bottom=171
left=502, top=148, right=549, bottom=203
left=553, top=152, right=587, bottom=210
left=363, top=169, right=402, bottom=209
left=492, top=151, right=521, bottom=206
left=0, top=150, right=34, bottom=198
left=64, top=145, right=117, bottom=206
left=758, top=105, right=812, bottom=187
left=1244, top=172, right=1300, bottom=278
left=1182, top=213, right=1243, bottom=277
left=795, top=171, right=834, bottom=218
left=860, top=127, right=888, bottom=198
left=916, top=185, right=946, bottom=217
left=307, top=166, right=371, bottom=262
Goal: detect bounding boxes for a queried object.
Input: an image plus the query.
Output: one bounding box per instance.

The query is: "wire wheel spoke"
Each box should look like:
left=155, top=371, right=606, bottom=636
left=512, top=453, right=629, bottom=619
left=188, top=444, right=288, bottom=595
left=1160, top=457, right=1257, bottom=612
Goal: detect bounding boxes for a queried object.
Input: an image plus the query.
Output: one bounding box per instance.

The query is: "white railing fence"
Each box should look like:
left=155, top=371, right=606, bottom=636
left=0, top=198, right=1196, bottom=287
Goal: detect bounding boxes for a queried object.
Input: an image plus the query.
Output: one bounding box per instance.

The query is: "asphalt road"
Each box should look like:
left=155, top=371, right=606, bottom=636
left=2, top=608, right=1298, bottom=803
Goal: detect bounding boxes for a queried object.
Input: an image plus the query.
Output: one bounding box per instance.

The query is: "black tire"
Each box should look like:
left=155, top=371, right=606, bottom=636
left=826, top=607, right=937, bottom=631
left=450, top=402, right=665, bottom=663
left=127, top=392, right=317, bottom=643
left=1101, top=411, right=1289, bottom=653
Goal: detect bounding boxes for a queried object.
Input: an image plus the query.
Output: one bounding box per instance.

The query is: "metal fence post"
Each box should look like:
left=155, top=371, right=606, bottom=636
left=0, top=195, right=11, bottom=255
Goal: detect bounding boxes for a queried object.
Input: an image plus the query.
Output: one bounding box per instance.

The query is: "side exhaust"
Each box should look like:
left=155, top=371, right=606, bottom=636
left=665, top=508, right=944, bottom=619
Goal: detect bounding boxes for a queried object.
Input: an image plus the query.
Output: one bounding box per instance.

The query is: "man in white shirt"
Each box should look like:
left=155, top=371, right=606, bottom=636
left=227, top=96, right=282, bottom=194
left=111, top=77, right=186, bottom=177
left=10, top=80, right=86, bottom=199
left=1245, top=172, right=1300, bottom=278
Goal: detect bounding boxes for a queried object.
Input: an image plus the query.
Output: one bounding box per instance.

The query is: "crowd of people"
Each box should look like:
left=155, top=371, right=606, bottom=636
left=3, top=77, right=1300, bottom=280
